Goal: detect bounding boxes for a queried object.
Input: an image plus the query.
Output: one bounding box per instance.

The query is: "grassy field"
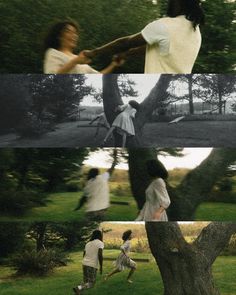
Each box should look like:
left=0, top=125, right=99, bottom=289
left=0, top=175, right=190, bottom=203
left=1, top=120, right=236, bottom=147
left=0, top=251, right=235, bottom=295
left=0, top=192, right=235, bottom=222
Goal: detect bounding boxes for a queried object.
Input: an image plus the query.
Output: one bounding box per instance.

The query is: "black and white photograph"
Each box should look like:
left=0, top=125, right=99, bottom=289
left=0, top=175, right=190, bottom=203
left=0, top=74, right=235, bottom=147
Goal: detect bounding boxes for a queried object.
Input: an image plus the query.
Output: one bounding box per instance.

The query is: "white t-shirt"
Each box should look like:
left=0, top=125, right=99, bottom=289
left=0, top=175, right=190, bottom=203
left=141, top=16, right=202, bottom=73
left=82, top=239, right=104, bottom=269
left=44, top=48, right=98, bottom=74
left=84, top=172, right=110, bottom=212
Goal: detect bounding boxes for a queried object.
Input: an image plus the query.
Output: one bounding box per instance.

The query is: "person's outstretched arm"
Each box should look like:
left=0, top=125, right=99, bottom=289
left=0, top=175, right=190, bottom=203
left=84, top=33, right=146, bottom=58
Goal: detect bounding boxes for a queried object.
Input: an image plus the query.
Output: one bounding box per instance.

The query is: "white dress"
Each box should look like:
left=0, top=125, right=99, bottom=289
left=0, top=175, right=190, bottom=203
left=136, top=178, right=171, bottom=221
left=115, top=240, right=136, bottom=271
left=112, top=104, right=137, bottom=136
left=44, top=48, right=98, bottom=74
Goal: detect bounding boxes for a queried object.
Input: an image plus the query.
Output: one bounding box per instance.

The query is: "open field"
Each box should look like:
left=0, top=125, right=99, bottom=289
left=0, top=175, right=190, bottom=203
left=0, top=251, right=235, bottom=295
left=0, top=192, right=235, bottom=222
left=1, top=121, right=236, bottom=147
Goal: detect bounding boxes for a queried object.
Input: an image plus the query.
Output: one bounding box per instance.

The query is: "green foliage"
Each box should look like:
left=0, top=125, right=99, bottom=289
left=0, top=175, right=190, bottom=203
left=194, top=0, right=236, bottom=73
left=0, top=222, right=27, bottom=259
left=0, top=189, right=44, bottom=216
left=11, top=249, right=69, bottom=276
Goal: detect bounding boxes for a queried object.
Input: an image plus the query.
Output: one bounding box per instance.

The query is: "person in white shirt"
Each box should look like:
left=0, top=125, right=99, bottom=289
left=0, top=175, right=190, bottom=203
left=73, top=230, right=104, bottom=295
left=102, top=100, right=140, bottom=147
left=74, top=168, right=111, bottom=221
left=84, top=0, right=205, bottom=73
left=104, top=230, right=136, bottom=284
left=136, top=159, right=171, bottom=221
left=43, top=20, right=124, bottom=74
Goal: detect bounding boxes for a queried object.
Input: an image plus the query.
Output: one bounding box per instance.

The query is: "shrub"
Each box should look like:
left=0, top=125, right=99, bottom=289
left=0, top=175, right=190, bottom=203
left=0, top=189, right=46, bottom=215
left=12, top=248, right=69, bottom=276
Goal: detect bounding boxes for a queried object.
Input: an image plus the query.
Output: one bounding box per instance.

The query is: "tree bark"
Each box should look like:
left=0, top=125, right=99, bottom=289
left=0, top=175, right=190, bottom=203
left=128, top=148, right=157, bottom=209
left=145, top=222, right=236, bottom=295
left=170, top=148, right=236, bottom=220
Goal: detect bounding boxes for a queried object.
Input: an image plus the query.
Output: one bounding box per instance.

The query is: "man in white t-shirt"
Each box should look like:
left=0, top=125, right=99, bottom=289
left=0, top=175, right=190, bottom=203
left=84, top=0, right=205, bottom=73
left=74, top=168, right=111, bottom=221
left=73, top=230, right=104, bottom=294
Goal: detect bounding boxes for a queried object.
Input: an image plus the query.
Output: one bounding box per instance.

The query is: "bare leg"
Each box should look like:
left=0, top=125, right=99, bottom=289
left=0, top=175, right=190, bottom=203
left=105, top=268, right=121, bottom=280
left=127, top=267, right=136, bottom=282
left=122, top=133, right=127, bottom=147
left=103, top=126, right=115, bottom=144
left=94, top=124, right=100, bottom=137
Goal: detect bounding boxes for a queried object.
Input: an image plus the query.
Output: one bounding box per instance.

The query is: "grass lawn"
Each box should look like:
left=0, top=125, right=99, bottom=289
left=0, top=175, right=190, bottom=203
left=195, top=202, right=236, bottom=221
left=0, top=193, right=235, bottom=222
left=0, top=251, right=235, bottom=295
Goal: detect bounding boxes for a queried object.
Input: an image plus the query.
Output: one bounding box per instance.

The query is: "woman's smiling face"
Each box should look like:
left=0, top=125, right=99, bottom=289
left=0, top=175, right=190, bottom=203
left=60, top=24, right=79, bottom=51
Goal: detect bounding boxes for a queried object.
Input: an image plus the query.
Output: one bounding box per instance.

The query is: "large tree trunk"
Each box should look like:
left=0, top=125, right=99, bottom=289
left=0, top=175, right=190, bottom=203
left=102, top=74, right=172, bottom=147
left=170, top=148, right=236, bottom=220
left=146, top=222, right=236, bottom=295
left=102, top=75, right=124, bottom=146
left=128, top=148, right=157, bottom=209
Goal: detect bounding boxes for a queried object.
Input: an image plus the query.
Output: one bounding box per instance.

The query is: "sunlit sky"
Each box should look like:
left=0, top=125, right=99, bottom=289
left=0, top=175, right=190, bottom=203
left=83, top=148, right=212, bottom=170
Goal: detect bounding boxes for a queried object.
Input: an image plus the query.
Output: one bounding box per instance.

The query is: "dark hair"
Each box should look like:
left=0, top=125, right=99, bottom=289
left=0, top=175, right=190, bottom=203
left=146, top=160, right=168, bottom=179
left=122, top=230, right=132, bottom=241
left=128, top=100, right=140, bottom=111
left=167, top=0, right=205, bottom=29
left=90, top=230, right=103, bottom=242
left=44, top=20, right=79, bottom=51
left=87, top=168, right=99, bottom=180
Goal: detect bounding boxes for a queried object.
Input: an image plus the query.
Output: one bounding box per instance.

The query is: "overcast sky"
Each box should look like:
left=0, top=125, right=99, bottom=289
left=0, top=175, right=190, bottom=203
left=83, top=148, right=212, bottom=170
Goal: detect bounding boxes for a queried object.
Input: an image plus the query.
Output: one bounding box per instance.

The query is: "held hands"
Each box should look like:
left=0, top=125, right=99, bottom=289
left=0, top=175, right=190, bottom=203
left=111, top=54, right=125, bottom=67
left=76, top=51, right=92, bottom=64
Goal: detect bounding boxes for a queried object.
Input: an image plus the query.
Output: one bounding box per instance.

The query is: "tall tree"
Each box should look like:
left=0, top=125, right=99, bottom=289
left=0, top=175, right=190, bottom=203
left=146, top=222, right=236, bottom=295
left=103, top=74, right=172, bottom=146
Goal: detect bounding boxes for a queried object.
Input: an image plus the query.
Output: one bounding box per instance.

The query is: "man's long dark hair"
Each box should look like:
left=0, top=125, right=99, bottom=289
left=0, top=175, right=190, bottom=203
left=90, top=230, right=103, bottom=242
left=167, top=0, right=205, bottom=29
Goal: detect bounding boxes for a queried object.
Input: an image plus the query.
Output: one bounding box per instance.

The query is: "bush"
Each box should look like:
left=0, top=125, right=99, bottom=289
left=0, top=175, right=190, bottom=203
left=0, top=189, right=46, bottom=215
left=12, top=248, right=69, bottom=276
left=15, top=112, right=56, bottom=138
left=111, top=184, right=131, bottom=197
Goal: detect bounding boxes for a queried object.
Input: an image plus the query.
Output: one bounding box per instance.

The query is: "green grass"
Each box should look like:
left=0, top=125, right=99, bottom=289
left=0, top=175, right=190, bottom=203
left=0, top=193, right=138, bottom=222
left=195, top=202, right=236, bottom=221
left=0, top=193, right=235, bottom=222
left=0, top=251, right=235, bottom=295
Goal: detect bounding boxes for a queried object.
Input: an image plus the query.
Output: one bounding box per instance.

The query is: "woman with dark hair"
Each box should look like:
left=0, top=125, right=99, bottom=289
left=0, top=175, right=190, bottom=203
left=43, top=20, right=124, bottom=74
left=104, top=230, right=136, bottom=283
left=73, top=230, right=104, bottom=294
left=102, top=100, right=140, bottom=147
left=84, top=0, right=205, bottom=73
left=136, top=159, right=171, bottom=221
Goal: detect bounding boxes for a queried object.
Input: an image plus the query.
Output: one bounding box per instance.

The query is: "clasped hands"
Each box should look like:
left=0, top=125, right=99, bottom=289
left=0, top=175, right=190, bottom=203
left=77, top=49, right=126, bottom=67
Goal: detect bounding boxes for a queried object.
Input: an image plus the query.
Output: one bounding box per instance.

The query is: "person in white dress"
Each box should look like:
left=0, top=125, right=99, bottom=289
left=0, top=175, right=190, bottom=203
left=104, top=230, right=136, bottom=284
left=73, top=230, right=104, bottom=295
left=43, top=20, right=124, bottom=74
left=84, top=0, right=205, bottom=74
left=102, top=100, right=140, bottom=147
left=136, top=159, right=171, bottom=221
